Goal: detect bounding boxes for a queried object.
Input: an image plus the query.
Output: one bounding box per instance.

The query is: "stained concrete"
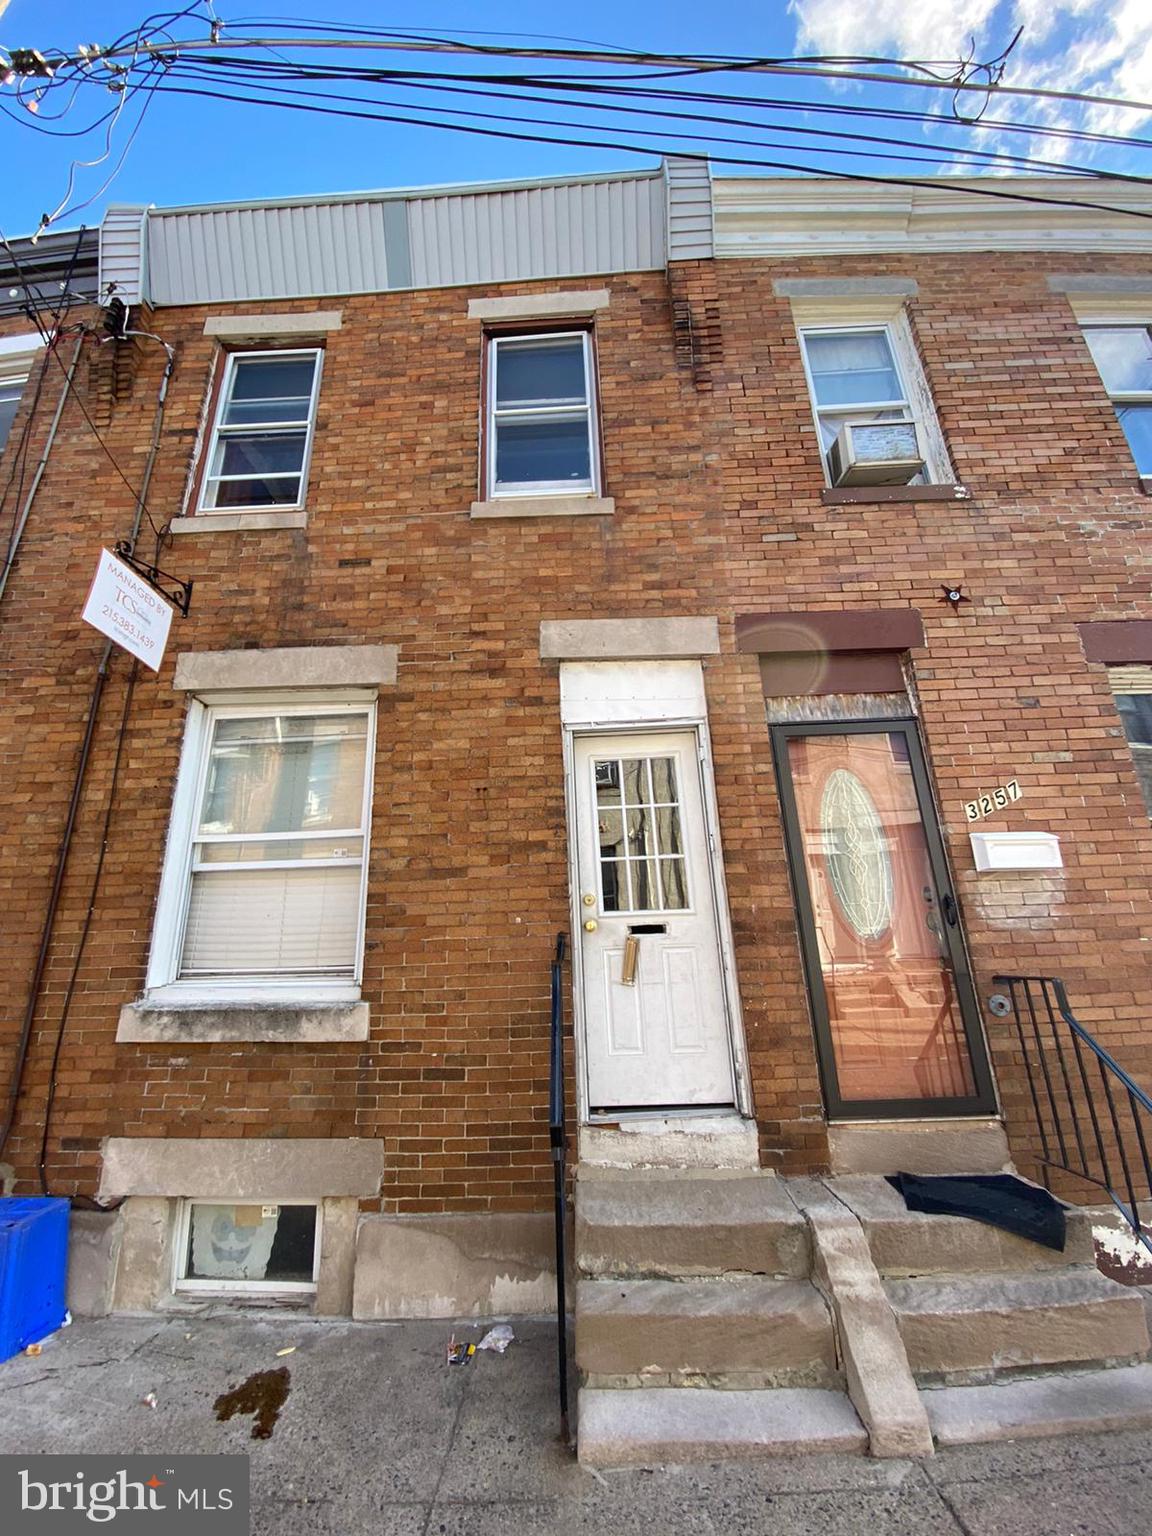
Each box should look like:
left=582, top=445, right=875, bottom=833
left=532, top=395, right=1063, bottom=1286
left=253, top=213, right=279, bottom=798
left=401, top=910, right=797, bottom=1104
left=578, top=1116, right=759, bottom=1168
left=67, top=1209, right=124, bottom=1318
left=4, top=1314, right=1152, bottom=1535
left=99, top=1137, right=385, bottom=1200
left=172, top=643, right=398, bottom=691
left=352, top=1213, right=556, bottom=1319
left=540, top=616, right=721, bottom=660
left=116, top=999, right=370, bottom=1043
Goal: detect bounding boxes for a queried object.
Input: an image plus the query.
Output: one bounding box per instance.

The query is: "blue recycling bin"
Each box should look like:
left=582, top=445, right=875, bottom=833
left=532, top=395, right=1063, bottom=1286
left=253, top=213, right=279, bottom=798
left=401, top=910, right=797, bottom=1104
left=0, top=1197, right=69, bottom=1362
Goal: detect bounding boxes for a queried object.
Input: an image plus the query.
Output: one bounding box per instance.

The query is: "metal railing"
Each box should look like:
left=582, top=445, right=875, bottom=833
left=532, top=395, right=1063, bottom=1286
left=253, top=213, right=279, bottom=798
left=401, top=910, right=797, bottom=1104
left=993, top=974, right=1152, bottom=1255
left=548, top=931, right=571, bottom=1444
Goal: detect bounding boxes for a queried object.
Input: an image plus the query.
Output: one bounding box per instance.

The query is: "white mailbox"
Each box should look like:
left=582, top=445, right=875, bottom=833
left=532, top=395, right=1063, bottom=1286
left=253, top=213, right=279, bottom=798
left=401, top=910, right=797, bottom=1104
left=970, top=830, right=1063, bottom=872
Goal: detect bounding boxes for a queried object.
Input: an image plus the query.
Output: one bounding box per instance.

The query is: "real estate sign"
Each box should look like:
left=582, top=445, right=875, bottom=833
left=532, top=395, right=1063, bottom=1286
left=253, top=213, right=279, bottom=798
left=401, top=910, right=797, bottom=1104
left=82, top=547, right=173, bottom=672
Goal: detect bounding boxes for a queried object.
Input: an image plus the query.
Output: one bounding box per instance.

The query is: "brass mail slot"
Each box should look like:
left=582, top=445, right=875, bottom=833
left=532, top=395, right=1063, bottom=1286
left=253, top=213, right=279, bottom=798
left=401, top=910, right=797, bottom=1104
left=621, top=934, right=640, bottom=986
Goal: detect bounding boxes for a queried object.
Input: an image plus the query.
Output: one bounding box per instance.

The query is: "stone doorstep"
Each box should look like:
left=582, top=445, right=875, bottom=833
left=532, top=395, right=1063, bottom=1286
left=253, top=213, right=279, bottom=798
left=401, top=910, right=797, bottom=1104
left=884, top=1267, right=1151, bottom=1378
left=574, top=1169, right=810, bottom=1278
left=575, top=1276, right=838, bottom=1384
left=828, top=1173, right=1097, bottom=1274
left=577, top=1115, right=760, bottom=1170
left=577, top=1386, right=868, bottom=1467
left=923, top=1362, right=1152, bottom=1445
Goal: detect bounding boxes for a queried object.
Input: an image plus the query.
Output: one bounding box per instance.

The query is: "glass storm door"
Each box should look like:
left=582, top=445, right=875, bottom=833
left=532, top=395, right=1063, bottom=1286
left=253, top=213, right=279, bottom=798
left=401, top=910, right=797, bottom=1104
left=573, top=732, right=736, bottom=1112
left=773, top=721, right=995, bottom=1119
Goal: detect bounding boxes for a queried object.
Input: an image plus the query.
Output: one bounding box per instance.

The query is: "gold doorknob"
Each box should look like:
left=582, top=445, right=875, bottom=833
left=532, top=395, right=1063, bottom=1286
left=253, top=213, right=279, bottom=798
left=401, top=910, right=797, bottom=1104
left=582, top=893, right=596, bottom=907
left=584, top=919, right=598, bottom=932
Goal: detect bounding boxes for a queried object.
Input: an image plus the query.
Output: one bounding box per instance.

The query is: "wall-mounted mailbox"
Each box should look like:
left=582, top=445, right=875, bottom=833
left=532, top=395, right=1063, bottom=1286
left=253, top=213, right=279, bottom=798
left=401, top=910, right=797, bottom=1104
left=970, top=830, right=1063, bottom=872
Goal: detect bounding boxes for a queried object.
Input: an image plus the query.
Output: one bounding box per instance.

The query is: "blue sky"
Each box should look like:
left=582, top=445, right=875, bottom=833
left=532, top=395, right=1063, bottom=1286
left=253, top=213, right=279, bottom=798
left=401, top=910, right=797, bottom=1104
left=1, top=1, right=1148, bottom=236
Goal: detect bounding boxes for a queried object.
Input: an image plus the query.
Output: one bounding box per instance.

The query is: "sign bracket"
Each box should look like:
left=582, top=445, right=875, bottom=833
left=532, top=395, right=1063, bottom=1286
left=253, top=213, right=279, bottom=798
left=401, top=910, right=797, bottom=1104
left=113, top=539, right=194, bottom=617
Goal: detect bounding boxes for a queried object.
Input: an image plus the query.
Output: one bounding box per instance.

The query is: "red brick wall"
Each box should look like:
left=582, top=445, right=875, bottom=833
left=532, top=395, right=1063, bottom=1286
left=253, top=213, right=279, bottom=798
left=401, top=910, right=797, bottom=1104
left=2, top=251, right=1152, bottom=1207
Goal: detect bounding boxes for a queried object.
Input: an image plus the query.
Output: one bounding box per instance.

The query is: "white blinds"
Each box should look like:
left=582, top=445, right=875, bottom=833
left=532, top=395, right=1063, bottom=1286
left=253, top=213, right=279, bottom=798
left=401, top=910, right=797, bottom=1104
left=181, top=865, right=361, bottom=976
left=1108, top=665, right=1152, bottom=695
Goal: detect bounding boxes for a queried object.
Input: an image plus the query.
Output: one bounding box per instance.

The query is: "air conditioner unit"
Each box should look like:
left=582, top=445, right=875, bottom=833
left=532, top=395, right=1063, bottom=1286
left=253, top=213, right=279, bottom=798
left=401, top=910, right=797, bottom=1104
left=827, top=420, right=927, bottom=487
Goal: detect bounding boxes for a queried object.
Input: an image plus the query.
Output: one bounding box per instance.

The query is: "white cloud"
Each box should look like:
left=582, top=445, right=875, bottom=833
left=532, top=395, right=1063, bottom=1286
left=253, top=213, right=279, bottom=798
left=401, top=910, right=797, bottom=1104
left=787, top=0, right=1152, bottom=171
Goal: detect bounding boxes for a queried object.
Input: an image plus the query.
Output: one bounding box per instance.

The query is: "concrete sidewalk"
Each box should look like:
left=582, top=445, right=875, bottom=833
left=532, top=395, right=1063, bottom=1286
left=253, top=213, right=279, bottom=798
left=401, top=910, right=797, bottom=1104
left=1, top=1314, right=1149, bottom=1534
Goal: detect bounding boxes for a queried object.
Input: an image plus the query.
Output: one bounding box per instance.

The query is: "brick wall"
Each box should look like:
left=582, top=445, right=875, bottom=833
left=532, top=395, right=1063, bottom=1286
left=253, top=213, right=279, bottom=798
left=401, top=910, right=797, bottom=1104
left=2, top=251, right=1152, bottom=1206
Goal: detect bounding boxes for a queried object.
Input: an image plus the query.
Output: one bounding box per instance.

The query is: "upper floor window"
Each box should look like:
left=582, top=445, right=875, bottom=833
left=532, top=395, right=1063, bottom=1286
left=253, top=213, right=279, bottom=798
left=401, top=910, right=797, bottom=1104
left=199, top=348, right=322, bottom=513
left=799, top=323, right=935, bottom=487
left=1083, top=326, right=1152, bottom=477
left=485, top=331, right=599, bottom=498
left=147, top=695, right=374, bottom=1001
left=1110, top=669, right=1152, bottom=819
left=0, top=333, right=42, bottom=454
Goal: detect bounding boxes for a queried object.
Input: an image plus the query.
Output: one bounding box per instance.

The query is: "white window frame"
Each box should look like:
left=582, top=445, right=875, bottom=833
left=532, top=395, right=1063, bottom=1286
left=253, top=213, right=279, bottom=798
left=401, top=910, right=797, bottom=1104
left=197, top=347, right=323, bottom=514
left=146, top=690, right=376, bottom=1004
left=485, top=329, right=600, bottom=499
left=797, top=315, right=952, bottom=486
left=1082, top=324, right=1152, bottom=480
left=172, top=1197, right=321, bottom=1296
left=0, top=332, right=43, bottom=455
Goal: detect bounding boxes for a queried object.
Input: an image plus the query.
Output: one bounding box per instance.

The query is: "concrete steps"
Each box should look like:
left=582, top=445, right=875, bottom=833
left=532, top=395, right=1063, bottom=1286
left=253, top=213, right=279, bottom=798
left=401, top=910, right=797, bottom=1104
left=885, top=1267, right=1150, bottom=1380
left=829, top=1173, right=1097, bottom=1275
left=578, top=1386, right=867, bottom=1467
left=575, top=1167, right=810, bottom=1278
left=923, top=1362, right=1152, bottom=1445
left=576, top=1275, right=838, bottom=1387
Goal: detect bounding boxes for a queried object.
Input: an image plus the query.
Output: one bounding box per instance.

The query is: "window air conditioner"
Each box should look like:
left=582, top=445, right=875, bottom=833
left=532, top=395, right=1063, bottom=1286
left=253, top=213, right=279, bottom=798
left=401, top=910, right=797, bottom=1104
left=826, top=420, right=927, bottom=487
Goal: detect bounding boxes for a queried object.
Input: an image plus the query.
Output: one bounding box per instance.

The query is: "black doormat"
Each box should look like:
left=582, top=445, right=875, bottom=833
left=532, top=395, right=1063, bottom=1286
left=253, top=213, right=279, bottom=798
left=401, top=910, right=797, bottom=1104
left=885, top=1171, right=1067, bottom=1252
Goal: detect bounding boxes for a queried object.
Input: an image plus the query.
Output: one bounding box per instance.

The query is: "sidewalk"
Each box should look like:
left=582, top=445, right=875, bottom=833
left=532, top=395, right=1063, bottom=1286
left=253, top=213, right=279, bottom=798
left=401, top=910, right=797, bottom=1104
left=1, top=1314, right=1148, bottom=1534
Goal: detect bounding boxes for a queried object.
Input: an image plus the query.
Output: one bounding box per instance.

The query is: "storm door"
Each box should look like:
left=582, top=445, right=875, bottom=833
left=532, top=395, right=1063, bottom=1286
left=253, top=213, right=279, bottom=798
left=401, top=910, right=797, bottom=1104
left=773, top=720, right=995, bottom=1118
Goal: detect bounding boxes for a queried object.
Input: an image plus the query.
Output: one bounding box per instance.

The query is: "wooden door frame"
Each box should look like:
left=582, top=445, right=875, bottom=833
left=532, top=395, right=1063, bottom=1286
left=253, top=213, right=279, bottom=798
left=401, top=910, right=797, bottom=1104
left=771, top=717, right=998, bottom=1121
left=563, top=719, right=753, bottom=1124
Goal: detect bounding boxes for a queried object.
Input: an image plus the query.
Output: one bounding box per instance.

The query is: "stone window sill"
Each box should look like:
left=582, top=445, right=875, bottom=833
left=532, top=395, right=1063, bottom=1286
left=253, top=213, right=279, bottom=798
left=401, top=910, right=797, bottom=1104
left=116, top=999, right=369, bottom=1043
left=470, top=494, right=614, bottom=520
left=820, top=484, right=971, bottom=506
left=169, top=510, right=308, bottom=534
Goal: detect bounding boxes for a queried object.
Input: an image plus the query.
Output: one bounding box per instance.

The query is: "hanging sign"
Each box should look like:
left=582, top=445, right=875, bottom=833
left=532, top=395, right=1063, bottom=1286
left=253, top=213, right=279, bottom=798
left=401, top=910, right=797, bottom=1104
left=81, top=547, right=173, bottom=671
left=964, top=779, right=1023, bottom=822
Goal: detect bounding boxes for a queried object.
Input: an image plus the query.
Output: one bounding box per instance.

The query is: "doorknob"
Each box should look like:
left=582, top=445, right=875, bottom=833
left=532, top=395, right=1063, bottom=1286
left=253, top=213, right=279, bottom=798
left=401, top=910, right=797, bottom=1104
left=584, top=919, right=598, bottom=932
left=582, top=893, right=596, bottom=907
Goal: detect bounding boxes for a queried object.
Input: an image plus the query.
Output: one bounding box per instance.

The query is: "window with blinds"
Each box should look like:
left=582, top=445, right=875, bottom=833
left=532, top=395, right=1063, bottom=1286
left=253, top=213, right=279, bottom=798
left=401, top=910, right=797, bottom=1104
left=1110, top=666, right=1152, bottom=819
left=157, top=701, right=374, bottom=989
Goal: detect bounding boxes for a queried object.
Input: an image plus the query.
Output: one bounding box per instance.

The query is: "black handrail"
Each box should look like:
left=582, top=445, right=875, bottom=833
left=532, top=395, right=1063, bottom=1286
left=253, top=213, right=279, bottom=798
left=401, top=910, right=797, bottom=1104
left=548, top=931, right=571, bottom=1444
left=993, top=974, right=1152, bottom=1255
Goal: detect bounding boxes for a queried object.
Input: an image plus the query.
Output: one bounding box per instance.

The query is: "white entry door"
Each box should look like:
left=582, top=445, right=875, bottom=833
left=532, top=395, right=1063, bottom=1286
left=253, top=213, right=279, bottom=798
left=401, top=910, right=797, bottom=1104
left=573, top=731, right=736, bottom=1110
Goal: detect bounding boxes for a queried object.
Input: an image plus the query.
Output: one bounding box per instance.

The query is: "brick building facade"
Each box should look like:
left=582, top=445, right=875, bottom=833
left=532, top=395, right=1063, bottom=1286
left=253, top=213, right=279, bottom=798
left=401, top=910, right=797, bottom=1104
left=2, top=165, right=1152, bottom=1448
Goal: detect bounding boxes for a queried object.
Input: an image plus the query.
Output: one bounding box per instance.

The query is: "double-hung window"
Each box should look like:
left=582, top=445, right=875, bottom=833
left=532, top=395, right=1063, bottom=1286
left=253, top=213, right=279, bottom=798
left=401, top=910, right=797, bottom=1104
left=199, top=348, right=322, bottom=512
left=485, top=331, right=599, bottom=498
left=1109, top=668, right=1152, bottom=819
left=0, top=370, right=28, bottom=454
left=1083, top=326, right=1152, bottom=477
left=149, top=697, right=374, bottom=999
left=799, top=325, right=926, bottom=479
left=0, top=333, right=42, bottom=454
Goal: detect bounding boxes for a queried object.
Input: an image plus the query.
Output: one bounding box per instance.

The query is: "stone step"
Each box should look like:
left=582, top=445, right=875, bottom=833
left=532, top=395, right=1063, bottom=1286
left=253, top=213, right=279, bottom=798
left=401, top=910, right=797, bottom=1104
left=577, top=1385, right=867, bottom=1466
left=829, top=1174, right=1096, bottom=1275
left=576, top=1276, right=837, bottom=1386
left=884, top=1267, right=1150, bottom=1380
left=575, top=1169, right=809, bottom=1278
left=924, top=1362, right=1152, bottom=1445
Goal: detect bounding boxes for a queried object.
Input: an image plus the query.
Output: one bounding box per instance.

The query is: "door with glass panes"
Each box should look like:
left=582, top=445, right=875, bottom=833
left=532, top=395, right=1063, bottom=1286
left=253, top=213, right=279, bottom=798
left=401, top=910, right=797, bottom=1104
left=573, top=732, right=736, bottom=1111
left=773, top=720, right=996, bottom=1119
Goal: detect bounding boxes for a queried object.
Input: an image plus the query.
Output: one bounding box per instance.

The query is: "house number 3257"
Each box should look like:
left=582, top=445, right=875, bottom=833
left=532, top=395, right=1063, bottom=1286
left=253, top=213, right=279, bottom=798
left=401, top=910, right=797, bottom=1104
left=964, top=780, right=1022, bottom=821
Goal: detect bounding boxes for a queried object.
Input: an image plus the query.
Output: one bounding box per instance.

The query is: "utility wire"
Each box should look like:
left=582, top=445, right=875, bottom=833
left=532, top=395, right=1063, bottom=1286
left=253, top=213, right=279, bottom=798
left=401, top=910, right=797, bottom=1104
left=144, top=76, right=1152, bottom=222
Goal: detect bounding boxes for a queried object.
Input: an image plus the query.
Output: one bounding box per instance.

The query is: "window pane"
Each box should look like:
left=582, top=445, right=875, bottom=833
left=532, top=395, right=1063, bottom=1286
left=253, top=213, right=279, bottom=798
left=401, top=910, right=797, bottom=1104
left=806, top=331, right=903, bottom=407
left=1116, top=404, right=1152, bottom=475
left=214, top=431, right=307, bottom=479
left=595, top=760, right=622, bottom=807
left=181, top=864, right=360, bottom=975
left=1084, top=328, right=1152, bottom=395
left=597, top=810, right=626, bottom=859
left=200, top=714, right=367, bottom=836
left=185, top=1203, right=316, bottom=1284
left=222, top=356, right=317, bottom=426
left=661, top=858, right=689, bottom=910
left=1116, top=695, right=1152, bottom=817
left=210, top=475, right=302, bottom=509
left=600, top=859, right=628, bottom=912
left=494, top=416, right=591, bottom=487
left=650, top=757, right=678, bottom=803
left=197, top=837, right=364, bottom=864
left=0, top=380, right=26, bottom=452
left=495, top=336, right=587, bottom=408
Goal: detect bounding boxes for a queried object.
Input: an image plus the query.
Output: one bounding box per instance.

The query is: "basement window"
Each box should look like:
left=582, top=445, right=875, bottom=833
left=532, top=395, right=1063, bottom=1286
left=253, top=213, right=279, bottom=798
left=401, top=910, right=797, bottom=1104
left=485, top=330, right=600, bottom=498
left=174, top=1200, right=320, bottom=1294
left=1083, top=326, right=1152, bottom=476
left=199, top=348, right=322, bottom=512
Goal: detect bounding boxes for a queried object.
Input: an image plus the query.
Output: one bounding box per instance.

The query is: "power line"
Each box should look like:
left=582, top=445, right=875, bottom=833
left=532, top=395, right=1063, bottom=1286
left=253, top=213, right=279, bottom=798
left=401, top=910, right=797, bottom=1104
left=145, top=75, right=1152, bottom=223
